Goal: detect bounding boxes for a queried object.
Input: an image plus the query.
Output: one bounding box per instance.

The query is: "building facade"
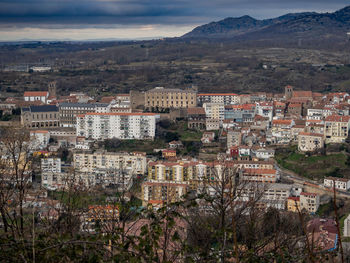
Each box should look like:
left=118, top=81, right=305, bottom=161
left=324, top=177, right=350, bottom=191
left=324, top=115, right=350, bottom=143
left=59, top=103, right=109, bottom=127
left=145, top=87, right=197, bottom=109
left=24, top=91, right=49, bottom=104
left=21, top=105, right=60, bottom=128
left=300, top=192, right=320, bottom=213
left=76, top=112, right=157, bottom=140
left=197, top=93, right=239, bottom=106
left=298, top=132, right=324, bottom=152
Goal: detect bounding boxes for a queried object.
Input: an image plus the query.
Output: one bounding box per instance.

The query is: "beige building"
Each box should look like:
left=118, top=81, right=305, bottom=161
left=73, top=151, right=147, bottom=175
left=298, top=132, right=324, bottom=152
left=21, top=105, right=60, bottom=128
left=227, top=129, right=242, bottom=148
left=145, top=87, right=197, bottom=109
left=300, top=192, right=320, bottom=213
left=203, top=103, right=225, bottom=120
left=324, top=115, right=350, bottom=143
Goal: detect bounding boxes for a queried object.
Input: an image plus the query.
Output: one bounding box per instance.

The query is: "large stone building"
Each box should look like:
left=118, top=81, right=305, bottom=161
left=187, top=107, right=206, bottom=130
left=145, top=87, right=197, bottom=109
left=21, top=105, right=60, bottom=128
left=76, top=112, right=157, bottom=140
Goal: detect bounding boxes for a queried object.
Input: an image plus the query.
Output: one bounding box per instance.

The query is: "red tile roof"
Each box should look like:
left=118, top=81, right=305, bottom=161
left=272, top=119, right=293, bottom=125
left=293, top=91, right=312, bottom=98
left=325, top=115, right=350, bottom=122
left=24, top=91, right=49, bottom=97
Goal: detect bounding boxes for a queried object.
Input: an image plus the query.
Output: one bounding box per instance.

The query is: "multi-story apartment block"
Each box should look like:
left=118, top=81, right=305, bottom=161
left=240, top=183, right=292, bottom=202
left=41, top=158, right=63, bottom=189
left=76, top=112, right=157, bottom=140
left=142, top=161, right=196, bottom=207
left=21, top=105, right=60, bottom=128
left=74, top=151, right=147, bottom=175
left=324, top=177, right=350, bottom=191
left=300, top=192, right=320, bottom=213
left=298, top=132, right=324, bottom=152
left=271, top=119, right=295, bottom=144
left=224, top=104, right=256, bottom=123
left=235, top=160, right=274, bottom=170
left=59, top=103, right=110, bottom=127
left=145, top=87, right=197, bottom=109
left=287, top=196, right=301, bottom=212
left=227, top=129, right=242, bottom=148
left=324, top=115, right=350, bottom=143
left=240, top=168, right=278, bottom=183
left=74, top=151, right=147, bottom=189
left=203, top=103, right=225, bottom=120
left=41, top=158, right=61, bottom=174
left=197, top=93, right=239, bottom=106
left=256, top=102, right=273, bottom=121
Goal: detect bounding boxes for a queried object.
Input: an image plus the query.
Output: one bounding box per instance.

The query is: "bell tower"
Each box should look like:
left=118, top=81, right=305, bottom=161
left=285, top=85, right=293, bottom=100
left=48, top=81, right=57, bottom=97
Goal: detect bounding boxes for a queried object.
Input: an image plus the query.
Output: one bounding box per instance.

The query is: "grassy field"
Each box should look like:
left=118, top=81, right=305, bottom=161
left=275, top=146, right=350, bottom=181
left=105, top=139, right=166, bottom=154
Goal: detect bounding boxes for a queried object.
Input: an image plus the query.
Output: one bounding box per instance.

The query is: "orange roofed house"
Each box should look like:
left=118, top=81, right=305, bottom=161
left=24, top=91, right=49, bottom=104
left=271, top=119, right=295, bottom=144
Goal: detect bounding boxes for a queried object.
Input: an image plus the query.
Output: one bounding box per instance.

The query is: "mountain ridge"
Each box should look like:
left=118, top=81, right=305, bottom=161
left=182, top=6, right=350, bottom=41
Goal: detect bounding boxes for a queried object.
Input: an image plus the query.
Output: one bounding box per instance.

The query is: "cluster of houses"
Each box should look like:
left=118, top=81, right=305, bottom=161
left=1, top=85, right=350, bottom=216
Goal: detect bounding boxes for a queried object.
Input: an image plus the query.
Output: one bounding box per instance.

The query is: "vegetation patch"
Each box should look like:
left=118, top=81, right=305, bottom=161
left=275, top=146, right=350, bottom=181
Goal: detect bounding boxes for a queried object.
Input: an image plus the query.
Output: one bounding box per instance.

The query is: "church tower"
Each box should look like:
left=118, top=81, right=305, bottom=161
left=285, top=85, right=293, bottom=100
left=48, top=81, right=57, bottom=97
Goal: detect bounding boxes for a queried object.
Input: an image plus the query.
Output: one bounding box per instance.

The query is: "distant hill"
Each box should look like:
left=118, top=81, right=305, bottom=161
left=182, top=6, right=350, bottom=42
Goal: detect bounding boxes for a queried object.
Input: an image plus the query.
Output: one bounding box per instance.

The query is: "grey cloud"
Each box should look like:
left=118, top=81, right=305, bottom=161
left=0, top=0, right=348, bottom=26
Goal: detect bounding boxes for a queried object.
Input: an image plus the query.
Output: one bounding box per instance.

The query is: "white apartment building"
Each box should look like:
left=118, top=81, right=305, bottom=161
left=203, top=103, right=225, bottom=120
left=41, top=158, right=61, bottom=174
left=256, top=102, right=274, bottom=121
left=30, top=130, right=50, bottom=150
left=240, top=183, right=292, bottom=203
left=300, top=192, right=320, bottom=213
left=324, top=177, right=350, bottom=191
left=298, top=132, right=324, bottom=152
left=76, top=112, right=157, bottom=140
left=74, top=151, right=147, bottom=175
left=324, top=115, right=350, bottom=143
left=198, top=93, right=239, bottom=105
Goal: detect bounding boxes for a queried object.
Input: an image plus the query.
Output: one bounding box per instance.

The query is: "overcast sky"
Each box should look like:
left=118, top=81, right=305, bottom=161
left=0, top=0, right=348, bottom=41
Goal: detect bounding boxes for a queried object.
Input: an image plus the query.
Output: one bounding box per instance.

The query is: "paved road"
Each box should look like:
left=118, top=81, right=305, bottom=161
left=275, top=163, right=350, bottom=199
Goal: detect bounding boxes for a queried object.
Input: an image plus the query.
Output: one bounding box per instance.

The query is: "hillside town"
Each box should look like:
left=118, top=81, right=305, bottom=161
left=1, top=82, right=350, bottom=258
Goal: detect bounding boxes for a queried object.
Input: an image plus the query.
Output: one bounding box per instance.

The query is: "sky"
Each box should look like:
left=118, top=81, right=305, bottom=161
left=0, top=0, right=348, bottom=41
